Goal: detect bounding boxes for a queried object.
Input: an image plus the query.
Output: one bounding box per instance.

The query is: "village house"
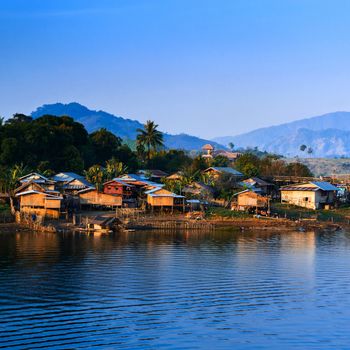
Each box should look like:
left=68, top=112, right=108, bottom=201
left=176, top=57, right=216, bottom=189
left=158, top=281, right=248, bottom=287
left=203, top=167, right=243, bottom=180
left=182, top=181, right=214, bottom=199
left=103, top=179, right=134, bottom=196
left=52, top=172, right=92, bottom=194
left=231, top=190, right=269, bottom=213
left=145, top=187, right=185, bottom=211
left=78, top=188, right=122, bottom=208
left=15, top=190, right=63, bottom=219
left=201, top=144, right=242, bottom=161
left=166, top=172, right=184, bottom=181
left=15, top=179, right=59, bottom=196
left=19, top=173, right=56, bottom=190
left=240, top=177, right=275, bottom=196
left=103, top=178, right=137, bottom=207
left=214, top=150, right=242, bottom=161
left=138, top=169, right=168, bottom=182
left=280, top=181, right=339, bottom=210
left=201, top=144, right=214, bottom=159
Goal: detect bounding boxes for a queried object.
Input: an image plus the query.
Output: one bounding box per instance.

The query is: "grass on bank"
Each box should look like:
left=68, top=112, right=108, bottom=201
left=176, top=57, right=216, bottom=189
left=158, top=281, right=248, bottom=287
left=205, top=202, right=350, bottom=223
left=206, top=207, right=251, bottom=219
left=272, top=203, right=350, bottom=223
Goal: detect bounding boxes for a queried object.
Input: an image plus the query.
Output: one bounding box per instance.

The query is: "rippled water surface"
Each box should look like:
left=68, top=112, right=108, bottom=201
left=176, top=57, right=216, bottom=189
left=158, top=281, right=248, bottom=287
left=1, top=229, right=350, bottom=349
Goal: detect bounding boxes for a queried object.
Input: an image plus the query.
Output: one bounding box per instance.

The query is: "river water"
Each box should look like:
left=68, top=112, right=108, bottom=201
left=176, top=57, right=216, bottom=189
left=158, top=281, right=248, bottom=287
left=0, top=229, right=350, bottom=349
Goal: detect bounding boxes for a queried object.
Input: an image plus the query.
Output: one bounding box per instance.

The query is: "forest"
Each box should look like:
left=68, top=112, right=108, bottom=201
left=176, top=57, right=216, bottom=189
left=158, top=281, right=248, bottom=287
left=0, top=113, right=312, bottom=199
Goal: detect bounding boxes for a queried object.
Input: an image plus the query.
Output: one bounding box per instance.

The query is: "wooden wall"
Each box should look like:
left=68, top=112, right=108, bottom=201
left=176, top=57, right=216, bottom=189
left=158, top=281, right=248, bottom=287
left=79, top=190, right=122, bottom=206
left=237, top=192, right=267, bottom=208
left=147, top=195, right=174, bottom=207
left=281, top=190, right=316, bottom=209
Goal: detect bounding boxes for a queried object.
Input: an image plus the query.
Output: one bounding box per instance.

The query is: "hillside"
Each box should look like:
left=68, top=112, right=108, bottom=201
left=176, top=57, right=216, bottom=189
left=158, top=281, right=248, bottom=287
left=31, top=103, right=225, bottom=151
left=213, top=111, right=350, bottom=157
left=285, top=158, right=350, bottom=177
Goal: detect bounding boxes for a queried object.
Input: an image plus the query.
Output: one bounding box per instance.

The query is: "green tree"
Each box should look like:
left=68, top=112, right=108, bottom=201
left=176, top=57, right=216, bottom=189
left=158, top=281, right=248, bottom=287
left=105, top=158, right=128, bottom=180
left=136, top=120, right=164, bottom=161
left=285, top=162, right=313, bottom=177
left=147, top=150, right=192, bottom=173
left=0, top=138, right=19, bottom=164
left=89, top=128, right=122, bottom=164
left=212, top=155, right=230, bottom=167
left=235, top=153, right=261, bottom=177
left=85, top=165, right=106, bottom=192
left=3, top=164, right=29, bottom=214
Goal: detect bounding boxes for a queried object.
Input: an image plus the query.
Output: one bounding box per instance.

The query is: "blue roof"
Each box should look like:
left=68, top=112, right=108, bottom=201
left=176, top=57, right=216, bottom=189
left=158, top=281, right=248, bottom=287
left=311, top=182, right=340, bottom=191
left=116, top=174, right=163, bottom=188
left=52, top=172, right=85, bottom=182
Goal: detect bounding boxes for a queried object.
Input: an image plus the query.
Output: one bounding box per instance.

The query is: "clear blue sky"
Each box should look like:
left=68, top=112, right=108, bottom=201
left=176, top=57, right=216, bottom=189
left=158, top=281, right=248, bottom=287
left=1, top=0, right=350, bottom=138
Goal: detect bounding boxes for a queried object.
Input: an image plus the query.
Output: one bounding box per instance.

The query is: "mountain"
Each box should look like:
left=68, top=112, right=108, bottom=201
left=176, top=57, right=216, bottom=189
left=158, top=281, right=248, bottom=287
left=213, top=112, right=350, bottom=157
left=31, top=102, right=225, bottom=151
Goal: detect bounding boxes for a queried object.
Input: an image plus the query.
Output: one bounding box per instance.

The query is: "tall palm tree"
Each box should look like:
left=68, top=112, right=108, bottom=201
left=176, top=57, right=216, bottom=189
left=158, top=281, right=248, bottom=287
left=5, top=164, right=28, bottom=215
left=136, top=120, right=164, bottom=161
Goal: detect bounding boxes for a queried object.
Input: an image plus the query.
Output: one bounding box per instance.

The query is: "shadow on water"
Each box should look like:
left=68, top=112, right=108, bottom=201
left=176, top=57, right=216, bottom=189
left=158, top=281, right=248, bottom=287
left=0, top=228, right=350, bottom=349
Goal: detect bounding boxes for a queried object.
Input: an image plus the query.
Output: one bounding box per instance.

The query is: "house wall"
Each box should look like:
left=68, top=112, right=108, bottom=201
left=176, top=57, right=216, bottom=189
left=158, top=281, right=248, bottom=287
left=147, top=195, right=174, bottom=206
left=20, top=193, right=46, bottom=207
left=45, top=199, right=61, bottom=209
left=314, top=190, right=336, bottom=208
left=79, top=190, right=122, bottom=206
left=103, top=182, right=124, bottom=195
left=281, top=190, right=316, bottom=209
left=237, top=193, right=267, bottom=208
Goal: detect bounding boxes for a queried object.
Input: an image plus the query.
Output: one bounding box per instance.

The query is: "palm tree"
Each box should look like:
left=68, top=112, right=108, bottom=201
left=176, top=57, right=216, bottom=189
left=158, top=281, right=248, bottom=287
left=181, top=167, right=200, bottom=187
left=136, top=120, right=164, bottom=161
left=85, top=165, right=106, bottom=192
left=105, top=158, right=128, bottom=180
left=4, top=164, right=29, bottom=215
left=300, top=144, right=307, bottom=152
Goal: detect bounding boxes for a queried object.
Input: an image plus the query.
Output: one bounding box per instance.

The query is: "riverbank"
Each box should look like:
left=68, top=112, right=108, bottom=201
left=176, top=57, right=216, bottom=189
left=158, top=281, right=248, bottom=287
left=1, top=208, right=345, bottom=234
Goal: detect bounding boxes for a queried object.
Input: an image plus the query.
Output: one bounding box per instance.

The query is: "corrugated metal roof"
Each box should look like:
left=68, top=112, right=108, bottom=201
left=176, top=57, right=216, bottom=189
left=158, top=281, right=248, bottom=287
left=15, top=190, right=63, bottom=199
left=244, top=177, right=271, bottom=186
left=116, top=175, right=163, bottom=188
left=149, top=193, right=184, bottom=198
left=281, top=182, right=339, bottom=192
left=281, top=186, right=318, bottom=191
left=103, top=179, right=135, bottom=187
left=144, top=187, right=162, bottom=195
left=206, top=167, right=243, bottom=176
left=52, top=172, right=86, bottom=183
left=311, top=181, right=340, bottom=191
left=76, top=187, right=96, bottom=194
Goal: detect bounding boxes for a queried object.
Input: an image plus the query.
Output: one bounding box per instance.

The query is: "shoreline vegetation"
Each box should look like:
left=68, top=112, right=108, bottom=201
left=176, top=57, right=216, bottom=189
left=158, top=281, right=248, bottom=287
left=0, top=113, right=348, bottom=235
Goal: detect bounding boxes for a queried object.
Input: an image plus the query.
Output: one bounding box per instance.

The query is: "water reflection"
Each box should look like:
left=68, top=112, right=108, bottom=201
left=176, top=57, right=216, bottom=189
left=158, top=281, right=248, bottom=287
left=0, top=229, right=350, bottom=349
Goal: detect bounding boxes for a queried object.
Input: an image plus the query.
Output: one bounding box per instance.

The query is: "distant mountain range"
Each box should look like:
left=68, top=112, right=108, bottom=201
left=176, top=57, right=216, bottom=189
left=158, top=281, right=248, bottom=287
left=213, top=112, right=350, bottom=157
left=31, top=103, right=225, bottom=151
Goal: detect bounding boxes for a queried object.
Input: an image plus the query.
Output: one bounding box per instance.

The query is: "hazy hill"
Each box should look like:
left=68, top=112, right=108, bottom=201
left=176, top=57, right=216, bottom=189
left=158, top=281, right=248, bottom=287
left=213, top=112, right=350, bottom=157
left=31, top=103, right=225, bottom=151
left=285, top=158, right=350, bottom=177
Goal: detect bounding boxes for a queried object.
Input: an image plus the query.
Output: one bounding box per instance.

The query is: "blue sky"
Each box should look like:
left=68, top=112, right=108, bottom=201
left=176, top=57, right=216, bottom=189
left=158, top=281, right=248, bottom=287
left=1, top=0, right=350, bottom=138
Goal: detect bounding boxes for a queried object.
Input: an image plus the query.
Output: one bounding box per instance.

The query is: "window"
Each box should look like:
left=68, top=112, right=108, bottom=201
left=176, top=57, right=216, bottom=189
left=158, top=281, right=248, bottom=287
left=303, top=197, right=309, bottom=202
